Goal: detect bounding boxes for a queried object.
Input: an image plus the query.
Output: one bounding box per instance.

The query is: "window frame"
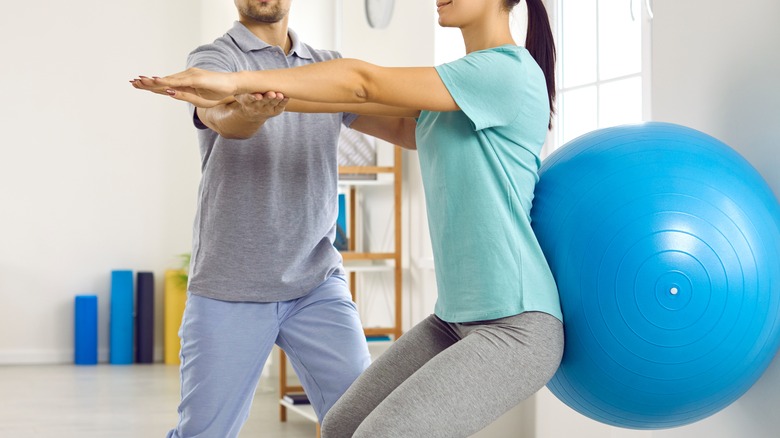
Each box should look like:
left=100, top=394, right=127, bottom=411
left=545, top=0, right=653, bottom=154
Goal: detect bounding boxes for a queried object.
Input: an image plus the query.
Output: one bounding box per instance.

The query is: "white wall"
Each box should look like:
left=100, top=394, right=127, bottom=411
left=534, top=1, right=780, bottom=437
left=289, top=0, right=338, bottom=50
left=0, top=1, right=203, bottom=363
left=200, top=0, right=237, bottom=43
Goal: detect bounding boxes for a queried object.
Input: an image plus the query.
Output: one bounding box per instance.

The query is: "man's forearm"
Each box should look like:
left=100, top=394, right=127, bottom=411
left=197, top=101, right=268, bottom=139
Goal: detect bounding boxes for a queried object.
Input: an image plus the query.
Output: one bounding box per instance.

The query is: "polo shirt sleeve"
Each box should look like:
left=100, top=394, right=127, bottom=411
left=187, top=44, right=234, bottom=73
left=186, top=44, right=236, bottom=129
left=435, top=49, right=530, bottom=131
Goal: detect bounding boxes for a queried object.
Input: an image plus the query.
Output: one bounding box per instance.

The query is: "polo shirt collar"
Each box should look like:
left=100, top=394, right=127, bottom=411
left=227, top=21, right=313, bottom=60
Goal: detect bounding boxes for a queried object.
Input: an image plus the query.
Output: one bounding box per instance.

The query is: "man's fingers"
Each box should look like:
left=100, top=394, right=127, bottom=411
left=257, top=91, right=286, bottom=105
left=273, top=93, right=290, bottom=108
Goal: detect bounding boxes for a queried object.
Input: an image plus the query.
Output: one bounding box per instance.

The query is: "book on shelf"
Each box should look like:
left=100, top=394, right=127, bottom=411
left=335, top=193, right=349, bottom=251
left=366, top=335, right=392, bottom=342
left=282, top=392, right=310, bottom=405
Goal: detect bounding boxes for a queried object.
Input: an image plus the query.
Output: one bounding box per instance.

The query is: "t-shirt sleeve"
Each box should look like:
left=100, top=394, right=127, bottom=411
left=435, top=49, right=529, bottom=131
left=186, top=44, right=236, bottom=129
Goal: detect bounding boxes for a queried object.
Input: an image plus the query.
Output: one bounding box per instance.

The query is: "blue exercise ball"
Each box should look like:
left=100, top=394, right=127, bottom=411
left=531, top=122, right=780, bottom=429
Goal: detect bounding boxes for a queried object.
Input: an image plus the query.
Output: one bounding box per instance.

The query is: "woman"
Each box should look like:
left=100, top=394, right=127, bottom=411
left=134, top=0, right=563, bottom=436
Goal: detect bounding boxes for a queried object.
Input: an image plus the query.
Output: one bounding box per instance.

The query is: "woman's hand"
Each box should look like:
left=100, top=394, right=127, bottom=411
left=130, top=68, right=239, bottom=107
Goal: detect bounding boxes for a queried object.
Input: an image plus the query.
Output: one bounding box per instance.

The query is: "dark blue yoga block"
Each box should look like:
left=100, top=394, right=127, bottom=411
left=135, top=271, right=154, bottom=364
left=74, top=295, right=98, bottom=365
left=110, top=270, right=134, bottom=365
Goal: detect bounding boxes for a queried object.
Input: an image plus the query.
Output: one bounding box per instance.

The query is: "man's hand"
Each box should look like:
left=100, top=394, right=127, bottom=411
left=233, top=91, right=289, bottom=122
left=194, top=91, right=288, bottom=139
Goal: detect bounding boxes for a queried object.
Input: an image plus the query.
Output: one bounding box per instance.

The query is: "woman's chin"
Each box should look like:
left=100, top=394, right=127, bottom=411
left=437, top=18, right=457, bottom=28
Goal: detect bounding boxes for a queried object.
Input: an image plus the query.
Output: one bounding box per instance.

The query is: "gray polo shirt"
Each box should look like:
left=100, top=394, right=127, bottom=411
left=186, top=22, right=356, bottom=302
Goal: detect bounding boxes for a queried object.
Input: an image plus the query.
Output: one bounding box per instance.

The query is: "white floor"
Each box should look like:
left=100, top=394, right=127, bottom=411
left=0, top=364, right=317, bottom=438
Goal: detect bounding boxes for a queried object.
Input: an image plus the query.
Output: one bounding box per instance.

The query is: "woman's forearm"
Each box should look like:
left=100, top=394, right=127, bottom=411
left=136, top=58, right=458, bottom=112
left=235, top=59, right=372, bottom=105
left=233, top=59, right=458, bottom=112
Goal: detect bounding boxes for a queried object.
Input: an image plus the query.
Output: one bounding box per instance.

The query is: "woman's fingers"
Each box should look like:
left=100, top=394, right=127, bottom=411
left=165, top=89, right=222, bottom=108
left=130, top=68, right=236, bottom=107
left=130, top=76, right=171, bottom=96
left=157, top=68, right=236, bottom=101
left=150, top=72, right=190, bottom=88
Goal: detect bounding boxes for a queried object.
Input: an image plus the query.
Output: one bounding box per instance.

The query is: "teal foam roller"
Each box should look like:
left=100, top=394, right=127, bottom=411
left=110, top=270, right=134, bottom=365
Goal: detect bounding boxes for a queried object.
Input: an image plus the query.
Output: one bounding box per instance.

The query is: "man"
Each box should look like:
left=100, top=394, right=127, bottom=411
left=160, top=1, right=378, bottom=436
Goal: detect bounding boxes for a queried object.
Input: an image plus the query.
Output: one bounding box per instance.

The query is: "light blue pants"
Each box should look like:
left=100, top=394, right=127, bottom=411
left=166, top=275, right=371, bottom=438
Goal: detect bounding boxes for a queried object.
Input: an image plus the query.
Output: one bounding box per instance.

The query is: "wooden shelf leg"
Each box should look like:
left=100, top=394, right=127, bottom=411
left=279, top=349, right=287, bottom=422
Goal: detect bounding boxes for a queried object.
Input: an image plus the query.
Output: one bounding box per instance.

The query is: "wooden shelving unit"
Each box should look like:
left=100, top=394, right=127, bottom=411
left=278, top=147, right=403, bottom=435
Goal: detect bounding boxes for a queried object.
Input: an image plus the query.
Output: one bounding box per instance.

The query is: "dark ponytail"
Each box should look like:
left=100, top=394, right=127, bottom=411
left=505, top=0, right=556, bottom=129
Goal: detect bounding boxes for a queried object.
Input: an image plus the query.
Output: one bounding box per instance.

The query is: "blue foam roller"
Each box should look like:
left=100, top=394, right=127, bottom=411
left=74, top=295, right=98, bottom=365
left=109, top=270, right=134, bottom=365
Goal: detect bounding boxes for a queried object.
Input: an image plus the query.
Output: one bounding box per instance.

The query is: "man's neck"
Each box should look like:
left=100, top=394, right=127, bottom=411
left=239, top=17, right=291, bottom=53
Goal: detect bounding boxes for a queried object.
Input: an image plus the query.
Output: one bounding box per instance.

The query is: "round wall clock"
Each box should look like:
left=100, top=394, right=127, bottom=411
left=365, top=0, right=395, bottom=29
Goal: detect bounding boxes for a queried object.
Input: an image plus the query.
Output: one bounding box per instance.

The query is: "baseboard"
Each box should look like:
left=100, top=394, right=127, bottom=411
left=0, top=347, right=165, bottom=365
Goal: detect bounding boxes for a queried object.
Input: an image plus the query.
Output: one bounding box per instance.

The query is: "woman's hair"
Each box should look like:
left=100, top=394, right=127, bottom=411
left=505, top=0, right=556, bottom=129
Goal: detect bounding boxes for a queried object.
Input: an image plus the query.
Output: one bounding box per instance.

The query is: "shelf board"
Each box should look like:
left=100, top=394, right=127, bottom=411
left=341, top=252, right=397, bottom=261
left=279, top=399, right=318, bottom=423
left=343, top=263, right=395, bottom=273
left=364, top=327, right=398, bottom=336
left=337, top=179, right=393, bottom=187
left=338, top=166, right=396, bottom=174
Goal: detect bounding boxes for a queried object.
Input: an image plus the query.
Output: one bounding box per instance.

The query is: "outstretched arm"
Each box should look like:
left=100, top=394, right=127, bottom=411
left=349, top=115, right=417, bottom=150
left=131, top=77, right=289, bottom=139
left=137, top=59, right=458, bottom=113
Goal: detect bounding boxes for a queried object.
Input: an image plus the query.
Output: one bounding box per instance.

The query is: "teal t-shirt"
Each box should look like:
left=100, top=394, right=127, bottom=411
left=416, top=45, right=563, bottom=323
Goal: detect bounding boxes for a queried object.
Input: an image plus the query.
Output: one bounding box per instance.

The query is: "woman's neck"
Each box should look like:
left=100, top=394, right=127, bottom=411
left=460, top=14, right=515, bottom=53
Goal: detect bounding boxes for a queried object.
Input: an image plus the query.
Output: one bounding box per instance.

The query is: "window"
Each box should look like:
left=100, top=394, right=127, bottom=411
left=548, top=0, right=652, bottom=151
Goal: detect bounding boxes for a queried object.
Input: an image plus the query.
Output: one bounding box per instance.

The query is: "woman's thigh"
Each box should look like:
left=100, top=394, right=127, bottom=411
left=320, top=314, right=460, bottom=438
left=353, top=312, right=563, bottom=438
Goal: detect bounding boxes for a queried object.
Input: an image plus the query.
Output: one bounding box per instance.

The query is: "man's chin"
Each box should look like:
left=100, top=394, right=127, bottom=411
left=245, top=4, right=287, bottom=23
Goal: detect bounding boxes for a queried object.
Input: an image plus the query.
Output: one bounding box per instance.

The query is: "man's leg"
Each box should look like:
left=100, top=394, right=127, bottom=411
left=167, top=294, right=279, bottom=438
left=275, top=275, right=371, bottom=421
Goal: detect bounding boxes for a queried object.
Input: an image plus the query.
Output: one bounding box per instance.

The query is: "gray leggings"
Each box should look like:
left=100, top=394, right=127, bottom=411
left=320, top=311, right=564, bottom=438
